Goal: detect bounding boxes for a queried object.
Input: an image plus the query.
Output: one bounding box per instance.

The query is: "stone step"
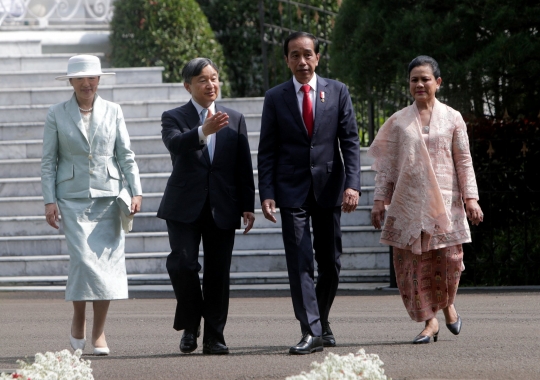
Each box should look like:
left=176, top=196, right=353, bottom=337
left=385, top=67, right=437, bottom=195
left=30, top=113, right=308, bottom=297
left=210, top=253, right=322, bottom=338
left=0, top=40, right=41, bottom=57
left=0, top=173, right=169, bottom=197
left=0, top=135, right=371, bottom=167
left=0, top=67, right=164, bottom=89
left=0, top=52, right=107, bottom=71
left=0, top=132, right=257, bottom=159
left=0, top=133, right=256, bottom=159
left=0, top=170, right=375, bottom=205
left=0, top=97, right=264, bottom=123
left=0, top=227, right=383, bottom=256
left=0, top=167, right=376, bottom=197
left=0, top=30, right=111, bottom=56
left=0, top=154, right=174, bottom=177
left=0, top=246, right=389, bottom=277
left=0, top=205, right=376, bottom=236
left=0, top=186, right=377, bottom=217
left=0, top=269, right=390, bottom=287
left=0, top=282, right=391, bottom=292
left=0, top=113, right=263, bottom=141
left=0, top=83, right=190, bottom=106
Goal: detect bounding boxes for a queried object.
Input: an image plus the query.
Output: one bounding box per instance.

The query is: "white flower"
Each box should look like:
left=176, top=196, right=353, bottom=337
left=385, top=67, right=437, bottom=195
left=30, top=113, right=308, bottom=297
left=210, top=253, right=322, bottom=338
left=286, top=349, right=389, bottom=380
left=0, top=349, right=93, bottom=380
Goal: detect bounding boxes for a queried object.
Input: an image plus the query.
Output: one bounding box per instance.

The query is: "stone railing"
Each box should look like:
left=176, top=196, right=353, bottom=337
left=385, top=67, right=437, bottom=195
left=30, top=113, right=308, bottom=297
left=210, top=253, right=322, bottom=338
left=0, top=0, right=113, bottom=27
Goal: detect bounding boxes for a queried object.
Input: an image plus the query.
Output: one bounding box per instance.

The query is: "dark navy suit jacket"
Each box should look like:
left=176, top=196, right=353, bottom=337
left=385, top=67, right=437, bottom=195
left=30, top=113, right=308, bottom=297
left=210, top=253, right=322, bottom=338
left=257, top=76, right=361, bottom=208
left=157, top=100, right=255, bottom=229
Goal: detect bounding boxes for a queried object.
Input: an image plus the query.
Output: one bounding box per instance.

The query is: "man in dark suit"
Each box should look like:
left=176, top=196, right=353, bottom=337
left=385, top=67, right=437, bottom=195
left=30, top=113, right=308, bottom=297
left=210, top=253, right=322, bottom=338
left=157, top=58, right=255, bottom=355
left=258, top=32, right=361, bottom=355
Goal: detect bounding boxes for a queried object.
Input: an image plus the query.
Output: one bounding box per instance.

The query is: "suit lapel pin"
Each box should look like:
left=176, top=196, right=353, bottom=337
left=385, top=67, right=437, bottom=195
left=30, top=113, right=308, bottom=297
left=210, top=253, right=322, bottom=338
left=320, top=91, right=325, bottom=103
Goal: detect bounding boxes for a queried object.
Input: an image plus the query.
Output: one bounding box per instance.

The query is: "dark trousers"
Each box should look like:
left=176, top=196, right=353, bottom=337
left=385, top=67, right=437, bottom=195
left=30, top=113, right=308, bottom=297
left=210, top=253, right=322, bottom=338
left=280, top=189, right=342, bottom=337
left=165, top=200, right=235, bottom=345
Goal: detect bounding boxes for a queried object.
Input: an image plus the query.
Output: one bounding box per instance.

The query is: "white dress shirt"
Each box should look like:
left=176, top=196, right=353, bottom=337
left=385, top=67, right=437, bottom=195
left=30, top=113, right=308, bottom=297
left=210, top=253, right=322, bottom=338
left=192, top=99, right=216, bottom=161
left=292, top=74, right=317, bottom=121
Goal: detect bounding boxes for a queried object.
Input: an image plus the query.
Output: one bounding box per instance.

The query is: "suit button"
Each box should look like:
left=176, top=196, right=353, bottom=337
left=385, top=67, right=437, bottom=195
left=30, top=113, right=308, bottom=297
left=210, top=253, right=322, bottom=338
left=204, top=187, right=208, bottom=191
left=89, top=169, right=94, bottom=174
left=88, top=155, right=92, bottom=159
left=310, top=145, right=314, bottom=149
left=310, top=164, right=314, bottom=169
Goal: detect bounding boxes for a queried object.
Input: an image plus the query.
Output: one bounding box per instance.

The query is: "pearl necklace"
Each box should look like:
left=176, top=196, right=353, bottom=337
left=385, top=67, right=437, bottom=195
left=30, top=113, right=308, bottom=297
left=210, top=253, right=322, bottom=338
left=79, top=106, right=93, bottom=112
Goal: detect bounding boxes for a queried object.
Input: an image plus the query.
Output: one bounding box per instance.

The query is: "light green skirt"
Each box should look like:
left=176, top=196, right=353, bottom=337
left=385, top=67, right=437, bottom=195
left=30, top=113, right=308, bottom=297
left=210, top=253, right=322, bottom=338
left=57, top=197, right=128, bottom=301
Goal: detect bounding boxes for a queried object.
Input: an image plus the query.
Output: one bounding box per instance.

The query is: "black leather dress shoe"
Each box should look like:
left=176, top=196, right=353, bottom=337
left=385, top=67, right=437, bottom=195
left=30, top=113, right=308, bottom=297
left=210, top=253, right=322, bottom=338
left=321, top=321, right=336, bottom=347
left=180, top=325, right=200, bottom=353
left=202, top=339, right=229, bottom=355
left=289, top=332, right=324, bottom=355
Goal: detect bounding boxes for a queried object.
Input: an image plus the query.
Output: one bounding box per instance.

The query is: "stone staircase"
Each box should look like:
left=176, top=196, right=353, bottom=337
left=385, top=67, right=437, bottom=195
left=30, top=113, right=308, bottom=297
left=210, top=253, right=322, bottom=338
left=0, top=40, right=390, bottom=291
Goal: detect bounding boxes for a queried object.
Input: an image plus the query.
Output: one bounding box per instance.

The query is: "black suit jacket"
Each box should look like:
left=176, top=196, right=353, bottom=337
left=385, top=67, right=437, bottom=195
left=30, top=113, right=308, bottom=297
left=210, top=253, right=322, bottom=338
left=257, top=76, right=361, bottom=208
left=157, top=101, right=255, bottom=230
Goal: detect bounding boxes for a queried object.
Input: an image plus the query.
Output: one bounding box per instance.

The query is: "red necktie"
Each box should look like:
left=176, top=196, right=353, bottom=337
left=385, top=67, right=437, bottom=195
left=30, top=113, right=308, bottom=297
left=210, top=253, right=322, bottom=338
left=301, top=84, right=313, bottom=138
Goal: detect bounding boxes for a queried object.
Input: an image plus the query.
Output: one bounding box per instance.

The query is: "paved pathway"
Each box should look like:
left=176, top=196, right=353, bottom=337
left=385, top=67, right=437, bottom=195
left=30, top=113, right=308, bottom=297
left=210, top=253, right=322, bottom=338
left=1, top=288, right=539, bottom=379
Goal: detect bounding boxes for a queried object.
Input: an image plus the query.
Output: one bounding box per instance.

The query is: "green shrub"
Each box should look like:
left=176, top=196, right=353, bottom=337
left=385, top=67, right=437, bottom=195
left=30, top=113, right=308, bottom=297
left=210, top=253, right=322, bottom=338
left=110, top=0, right=229, bottom=94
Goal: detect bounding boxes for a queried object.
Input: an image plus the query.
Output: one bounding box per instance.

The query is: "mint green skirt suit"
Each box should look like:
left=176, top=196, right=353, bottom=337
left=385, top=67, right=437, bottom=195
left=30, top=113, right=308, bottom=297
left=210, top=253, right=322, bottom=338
left=41, top=94, right=142, bottom=301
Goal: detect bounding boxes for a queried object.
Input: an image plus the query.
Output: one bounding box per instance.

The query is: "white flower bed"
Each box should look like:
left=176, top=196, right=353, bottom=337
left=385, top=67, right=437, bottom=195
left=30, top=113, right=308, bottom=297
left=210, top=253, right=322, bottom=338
left=287, top=349, right=389, bottom=380
left=0, top=349, right=93, bottom=380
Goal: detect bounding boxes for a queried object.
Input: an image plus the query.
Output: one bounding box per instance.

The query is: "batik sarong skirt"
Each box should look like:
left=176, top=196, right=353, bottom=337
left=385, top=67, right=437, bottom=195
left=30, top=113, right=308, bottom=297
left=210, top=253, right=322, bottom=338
left=393, top=244, right=463, bottom=322
left=57, top=197, right=128, bottom=301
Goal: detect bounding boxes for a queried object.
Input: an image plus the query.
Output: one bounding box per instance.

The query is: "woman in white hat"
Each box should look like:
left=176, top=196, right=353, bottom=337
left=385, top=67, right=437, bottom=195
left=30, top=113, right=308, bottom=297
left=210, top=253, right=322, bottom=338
left=41, top=55, right=143, bottom=355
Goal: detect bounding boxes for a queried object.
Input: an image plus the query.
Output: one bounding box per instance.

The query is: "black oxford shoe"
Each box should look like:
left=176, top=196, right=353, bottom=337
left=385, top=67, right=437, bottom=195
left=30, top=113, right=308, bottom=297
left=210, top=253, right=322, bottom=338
left=202, top=339, right=229, bottom=355
left=180, top=325, right=200, bottom=353
left=322, top=321, right=336, bottom=347
left=289, top=332, right=324, bottom=355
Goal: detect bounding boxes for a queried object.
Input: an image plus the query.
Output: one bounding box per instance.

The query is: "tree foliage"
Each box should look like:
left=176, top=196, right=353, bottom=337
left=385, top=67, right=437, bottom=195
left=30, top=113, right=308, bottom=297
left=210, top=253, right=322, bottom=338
left=331, top=0, right=540, bottom=120
left=109, top=0, right=228, bottom=93
left=463, top=116, right=540, bottom=285
left=196, top=0, right=263, bottom=97
left=196, top=0, right=340, bottom=97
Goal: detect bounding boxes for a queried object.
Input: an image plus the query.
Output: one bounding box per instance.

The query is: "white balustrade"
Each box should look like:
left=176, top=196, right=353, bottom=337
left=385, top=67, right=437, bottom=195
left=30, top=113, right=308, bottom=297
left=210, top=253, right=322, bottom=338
left=0, top=0, right=113, bottom=27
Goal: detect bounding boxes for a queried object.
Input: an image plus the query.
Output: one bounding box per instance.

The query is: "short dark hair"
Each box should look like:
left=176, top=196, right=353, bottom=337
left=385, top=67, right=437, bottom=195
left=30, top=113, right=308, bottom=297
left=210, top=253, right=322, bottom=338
left=408, top=55, right=441, bottom=79
left=283, top=31, right=319, bottom=57
left=181, top=58, right=219, bottom=84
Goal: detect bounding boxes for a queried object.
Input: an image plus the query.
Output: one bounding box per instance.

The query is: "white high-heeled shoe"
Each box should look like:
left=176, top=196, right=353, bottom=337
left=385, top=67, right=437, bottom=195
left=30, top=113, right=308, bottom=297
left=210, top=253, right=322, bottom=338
left=93, top=346, right=110, bottom=356
left=70, top=334, right=86, bottom=351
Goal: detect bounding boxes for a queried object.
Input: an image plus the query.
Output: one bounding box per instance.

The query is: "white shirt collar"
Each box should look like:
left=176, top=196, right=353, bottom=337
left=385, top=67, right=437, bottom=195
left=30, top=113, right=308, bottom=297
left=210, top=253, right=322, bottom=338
left=191, top=98, right=215, bottom=116
left=292, top=73, right=318, bottom=93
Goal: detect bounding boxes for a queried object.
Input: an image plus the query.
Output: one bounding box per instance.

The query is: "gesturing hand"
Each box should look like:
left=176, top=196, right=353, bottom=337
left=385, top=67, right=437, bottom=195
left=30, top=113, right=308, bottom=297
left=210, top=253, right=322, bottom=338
left=371, top=200, right=386, bottom=229
left=262, top=199, right=277, bottom=223
left=202, top=111, right=229, bottom=136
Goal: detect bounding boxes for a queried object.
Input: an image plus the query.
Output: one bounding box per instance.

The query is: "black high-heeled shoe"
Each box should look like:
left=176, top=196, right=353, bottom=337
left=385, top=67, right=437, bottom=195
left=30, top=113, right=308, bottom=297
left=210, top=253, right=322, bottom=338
left=446, top=314, right=462, bottom=335
left=412, top=329, right=439, bottom=344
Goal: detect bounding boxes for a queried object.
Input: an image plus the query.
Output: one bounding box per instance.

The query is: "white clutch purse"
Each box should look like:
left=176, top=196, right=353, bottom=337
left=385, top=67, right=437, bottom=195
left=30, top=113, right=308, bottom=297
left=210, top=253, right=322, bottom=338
left=116, top=186, right=133, bottom=233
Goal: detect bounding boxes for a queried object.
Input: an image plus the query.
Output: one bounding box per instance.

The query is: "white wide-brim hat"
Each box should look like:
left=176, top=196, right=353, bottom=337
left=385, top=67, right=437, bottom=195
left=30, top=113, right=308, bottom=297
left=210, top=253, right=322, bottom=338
left=55, top=54, right=115, bottom=80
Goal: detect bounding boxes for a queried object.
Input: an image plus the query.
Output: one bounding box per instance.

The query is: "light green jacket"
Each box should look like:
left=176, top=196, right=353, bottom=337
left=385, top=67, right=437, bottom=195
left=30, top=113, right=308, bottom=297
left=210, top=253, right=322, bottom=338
left=41, top=94, right=142, bottom=204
